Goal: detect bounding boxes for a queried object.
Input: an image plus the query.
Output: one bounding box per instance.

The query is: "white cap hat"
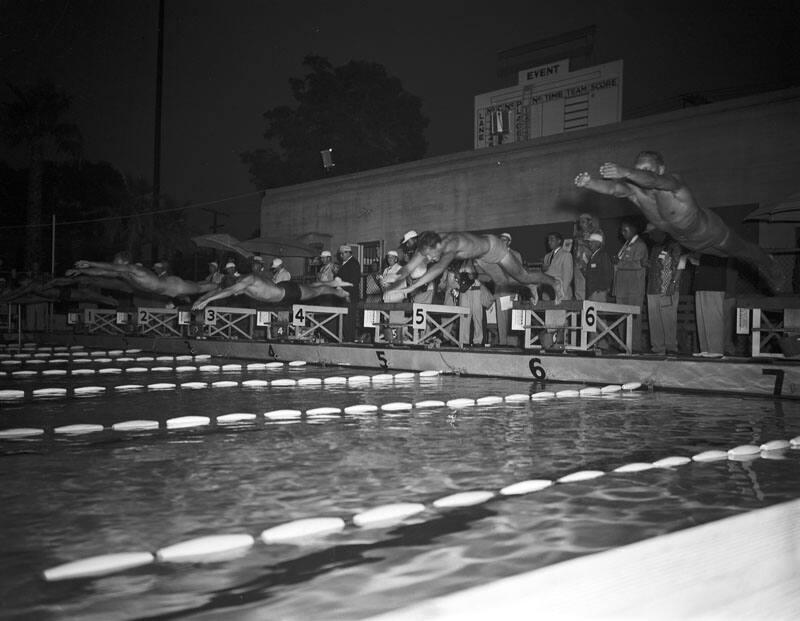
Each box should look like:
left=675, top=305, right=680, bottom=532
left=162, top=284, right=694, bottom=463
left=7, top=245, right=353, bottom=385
left=588, top=232, right=604, bottom=243
left=271, top=258, right=283, bottom=268
left=499, top=232, right=512, bottom=242
left=400, top=230, right=417, bottom=245
left=252, top=255, right=264, bottom=263
left=320, top=250, right=332, bottom=258
left=387, top=250, right=399, bottom=258
left=225, top=261, right=236, bottom=269
left=209, top=261, right=218, bottom=267
left=339, top=245, right=352, bottom=253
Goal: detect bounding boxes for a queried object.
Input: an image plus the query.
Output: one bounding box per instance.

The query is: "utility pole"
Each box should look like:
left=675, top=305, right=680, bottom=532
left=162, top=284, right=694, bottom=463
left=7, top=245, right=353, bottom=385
left=203, top=208, right=229, bottom=233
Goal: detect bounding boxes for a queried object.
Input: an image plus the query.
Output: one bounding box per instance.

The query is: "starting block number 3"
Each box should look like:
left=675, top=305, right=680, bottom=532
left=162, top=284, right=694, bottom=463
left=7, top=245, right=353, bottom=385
left=204, top=309, right=217, bottom=325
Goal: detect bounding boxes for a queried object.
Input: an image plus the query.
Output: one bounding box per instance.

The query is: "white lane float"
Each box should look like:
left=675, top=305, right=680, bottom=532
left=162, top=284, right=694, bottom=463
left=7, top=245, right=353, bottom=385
left=180, top=382, right=207, bottom=390
left=175, top=355, right=193, bottom=361
left=147, top=383, right=176, bottom=390
left=98, top=368, right=123, bottom=375
left=198, top=365, right=220, bottom=372
left=0, top=428, right=44, bottom=438
left=246, top=363, right=268, bottom=370
left=600, top=385, right=622, bottom=394
left=728, top=444, right=761, bottom=459
left=175, top=366, right=197, bottom=373
left=12, top=370, right=37, bottom=377
left=51, top=358, right=72, bottom=364
left=344, top=404, right=378, bottom=414
left=622, top=381, right=642, bottom=391
left=156, top=355, right=174, bottom=361
left=33, top=388, right=67, bottom=398
left=89, top=351, right=107, bottom=356
left=43, top=552, right=155, bottom=581
left=432, top=490, right=495, bottom=509
left=114, top=385, right=144, bottom=392
left=108, top=350, right=124, bottom=356
left=71, top=369, right=96, bottom=376
left=25, top=359, right=45, bottom=365
left=193, top=354, right=211, bottom=361
left=446, top=398, right=475, bottom=409
left=347, top=375, right=371, bottom=384
left=265, top=361, right=285, bottom=369
left=125, top=367, right=148, bottom=373
left=241, top=379, right=269, bottom=388
left=557, top=470, right=605, bottom=483
left=381, top=402, right=413, bottom=412
left=217, top=413, right=257, bottom=424
left=54, top=424, right=105, bottom=435
left=419, top=370, right=441, bottom=378
left=156, top=534, right=255, bottom=563
left=500, top=479, right=553, bottom=496
left=73, top=386, right=106, bottom=396
left=530, top=391, right=555, bottom=400
left=613, top=462, right=655, bottom=473
left=691, top=450, right=729, bottom=462
left=353, top=502, right=427, bottom=527
left=306, top=407, right=342, bottom=417
left=476, top=396, right=504, bottom=406
left=297, top=377, right=322, bottom=386
left=271, top=378, right=296, bottom=387
left=260, top=517, right=345, bottom=544
left=556, top=389, right=580, bottom=398
left=211, top=381, right=238, bottom=388
left=506, top=393, right=532, bottom=402
left=94, top=358, right=113, bottom=364
left=112, top=420, right=159, bottom=431
left=166, top=416, right=210, bottom=430
left=0, top=389, right=25, bottom=400
left=150, top=366, right=173, bottom=372
left=124, top=348, right=142, bottom=354
left=760, top=439, right=791, bottom=452
left=0, top=360, right=21, bottom=366
left=414, top=400, right=446, bottom=409
left=136, top=356, right=154, bottom=362
left=221, top=364, right=242, bottom=371
left=394, top=372, right=415, bottom=381
left=53, top=346, right=69, bottom=351
left=652, top=456, right=691, bottom=468
left=790, top=435, right=800, bottom=447
left=371, top=373, right=394, bottom=383
left=264, top=409, right=302, bottom=420
left=579, top=387, right=602, bottom=397
left=33, top=353, right=51, bottom=358
left=288, top=360, right=307, bottom=368
left=323, top=376, right=347, bottom=385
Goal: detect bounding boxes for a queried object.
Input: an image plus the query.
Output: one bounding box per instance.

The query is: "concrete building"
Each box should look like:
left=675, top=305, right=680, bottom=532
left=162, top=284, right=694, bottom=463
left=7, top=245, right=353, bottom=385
left=260, top=87, right=800, bottom=272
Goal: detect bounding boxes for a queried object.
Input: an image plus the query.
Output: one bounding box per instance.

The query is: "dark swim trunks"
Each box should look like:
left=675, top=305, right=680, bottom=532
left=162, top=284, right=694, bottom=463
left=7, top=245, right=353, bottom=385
left=278, top=280, right=302, bottom=304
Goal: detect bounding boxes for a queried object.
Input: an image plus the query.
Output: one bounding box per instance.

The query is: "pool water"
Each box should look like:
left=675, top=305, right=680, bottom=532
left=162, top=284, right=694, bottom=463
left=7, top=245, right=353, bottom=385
left=1, top=352, right=799, bottom=620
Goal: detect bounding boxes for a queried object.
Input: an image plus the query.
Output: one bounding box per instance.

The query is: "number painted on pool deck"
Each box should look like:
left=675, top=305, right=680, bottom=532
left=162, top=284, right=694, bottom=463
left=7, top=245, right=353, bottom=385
left=376, top=350, right=388, bottom=370
left=529, top=357, right=546, bottom=380
left=763, top=368, right=785, bottom=396
left=268, top=345, right=277, bottom=359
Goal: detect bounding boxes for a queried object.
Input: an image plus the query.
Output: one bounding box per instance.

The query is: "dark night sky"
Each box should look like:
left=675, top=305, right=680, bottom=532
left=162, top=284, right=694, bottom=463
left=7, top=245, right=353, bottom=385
left=2, top=0, right=800, bottom=238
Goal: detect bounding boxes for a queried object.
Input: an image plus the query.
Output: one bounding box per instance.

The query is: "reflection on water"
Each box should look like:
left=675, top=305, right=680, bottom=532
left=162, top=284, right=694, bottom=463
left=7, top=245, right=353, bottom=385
left=0, top=365, right=799, bottom=619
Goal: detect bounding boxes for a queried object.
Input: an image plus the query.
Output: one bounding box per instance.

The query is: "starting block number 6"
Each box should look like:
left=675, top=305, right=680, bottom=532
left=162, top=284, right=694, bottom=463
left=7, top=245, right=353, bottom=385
left=583, top=303, right=596, bottom=333
left=412, top=305, right=427, bottom=330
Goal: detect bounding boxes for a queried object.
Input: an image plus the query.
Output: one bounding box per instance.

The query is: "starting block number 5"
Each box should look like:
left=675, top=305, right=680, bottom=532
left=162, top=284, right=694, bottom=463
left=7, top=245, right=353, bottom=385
left=583, top=303, right=597, bottom=333
left=412, top=305, right=427, bottom=330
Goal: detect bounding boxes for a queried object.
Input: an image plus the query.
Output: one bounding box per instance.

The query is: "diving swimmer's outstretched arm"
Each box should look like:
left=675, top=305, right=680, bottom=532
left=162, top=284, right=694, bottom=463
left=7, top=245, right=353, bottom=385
left=381, top=252, right=425, bottom=285
left=400, top=251, right=457, bottom=295
left=598, top=162, right=682, bottom=192
left=192, top=275, right=253, bottom=310
left=573, top=171, right=633, bottom=198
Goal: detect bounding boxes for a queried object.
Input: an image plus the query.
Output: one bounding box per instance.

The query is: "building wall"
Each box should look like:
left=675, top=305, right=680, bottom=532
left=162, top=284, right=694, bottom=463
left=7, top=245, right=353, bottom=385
left=261, top=88, right=800, bottom=261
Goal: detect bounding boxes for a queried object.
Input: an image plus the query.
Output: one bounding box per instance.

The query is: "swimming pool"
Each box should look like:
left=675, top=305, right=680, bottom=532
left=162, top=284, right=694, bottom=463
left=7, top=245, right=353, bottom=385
left=1, top=344, right=799, bottom=619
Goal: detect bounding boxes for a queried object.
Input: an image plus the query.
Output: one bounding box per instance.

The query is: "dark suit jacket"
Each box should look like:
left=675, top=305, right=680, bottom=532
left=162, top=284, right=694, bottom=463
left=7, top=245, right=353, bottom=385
left=338, top=257, right=361, bottom=300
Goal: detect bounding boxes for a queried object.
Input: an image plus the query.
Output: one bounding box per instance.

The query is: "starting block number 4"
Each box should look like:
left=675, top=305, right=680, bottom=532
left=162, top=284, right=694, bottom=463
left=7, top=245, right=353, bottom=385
left=293, top=306, right=308, bottom=326
left=412, top=305, right=427, bottom=330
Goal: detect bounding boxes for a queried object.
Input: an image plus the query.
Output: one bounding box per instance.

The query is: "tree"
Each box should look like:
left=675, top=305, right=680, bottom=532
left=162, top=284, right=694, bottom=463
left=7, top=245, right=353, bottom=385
left=242, top=56, right=429, bottom=189
left=0, top=81, right=82, bottom=269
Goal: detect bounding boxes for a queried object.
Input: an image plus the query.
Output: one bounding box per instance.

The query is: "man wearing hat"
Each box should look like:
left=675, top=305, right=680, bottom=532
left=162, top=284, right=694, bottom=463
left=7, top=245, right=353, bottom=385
left=494, top=233, right=523, bottom=346
left=317, top=250, right=336, bottom=283
left=270, top=258, right=291, bottom=284
left=380, top=249, right=404, bottom=303
left=203, top=261, right=223, bottom=285
left=250, top=255, right=266, bottom=277
left=337, top=244, right=361, bottom=341
left=221, top=260, right=239, bottom=288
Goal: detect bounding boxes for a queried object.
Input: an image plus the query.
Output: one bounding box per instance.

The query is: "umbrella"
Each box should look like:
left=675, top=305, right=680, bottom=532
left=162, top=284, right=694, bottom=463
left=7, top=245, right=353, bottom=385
left=240, top=236, right=318, bottom=258
left=744, top=191, right=800, bottom=223
left=191, top=234, right=253, bottom=258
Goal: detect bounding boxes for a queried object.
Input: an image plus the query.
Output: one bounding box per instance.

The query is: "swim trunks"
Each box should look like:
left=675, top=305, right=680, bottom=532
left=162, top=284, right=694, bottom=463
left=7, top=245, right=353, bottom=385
left=278, top=280, right=302, bottom=304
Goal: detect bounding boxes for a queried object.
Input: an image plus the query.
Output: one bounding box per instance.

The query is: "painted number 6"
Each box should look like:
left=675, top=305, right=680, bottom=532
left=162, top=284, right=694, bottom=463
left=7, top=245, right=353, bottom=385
left=529, top=357, right=546, bottom=380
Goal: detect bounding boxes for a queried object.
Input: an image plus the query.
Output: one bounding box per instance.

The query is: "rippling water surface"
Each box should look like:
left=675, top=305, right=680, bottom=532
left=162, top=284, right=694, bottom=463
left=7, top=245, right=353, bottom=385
left=1, top=359, right=799, bottom=620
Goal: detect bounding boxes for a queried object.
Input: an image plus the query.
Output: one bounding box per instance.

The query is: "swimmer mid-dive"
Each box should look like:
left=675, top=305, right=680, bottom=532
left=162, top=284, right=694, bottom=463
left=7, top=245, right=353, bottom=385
left=574, top=150, right=786, bottom=292
left=383, top=231, right=561, bottom=303
left=191, top=274, right=351, bottom=310
left=66, top=260, right=218, bottom=298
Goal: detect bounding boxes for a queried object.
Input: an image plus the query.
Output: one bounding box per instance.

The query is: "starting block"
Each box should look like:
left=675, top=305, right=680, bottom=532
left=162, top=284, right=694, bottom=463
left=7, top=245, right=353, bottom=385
left=737, top=296, right=800, bottom=357
left=289, top=305, right=348, bottom=343
left=513, top=300, right=640, bottom=353
left=84, top=309, right=132, bottom=335
left=365, top=303, right=470, bottom=347
left=202, top=306, right=256, bottom=340
left=137, top=307, right=183, bottom=337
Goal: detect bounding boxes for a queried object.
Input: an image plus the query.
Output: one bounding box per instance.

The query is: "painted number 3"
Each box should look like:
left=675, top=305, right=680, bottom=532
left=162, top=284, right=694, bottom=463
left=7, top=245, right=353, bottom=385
left=529, top=357, right=546, bottom=380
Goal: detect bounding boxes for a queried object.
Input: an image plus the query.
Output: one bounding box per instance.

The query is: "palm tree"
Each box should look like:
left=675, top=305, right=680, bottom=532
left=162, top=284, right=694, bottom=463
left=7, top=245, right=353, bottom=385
left=0, top=81, right=81, bottom=270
